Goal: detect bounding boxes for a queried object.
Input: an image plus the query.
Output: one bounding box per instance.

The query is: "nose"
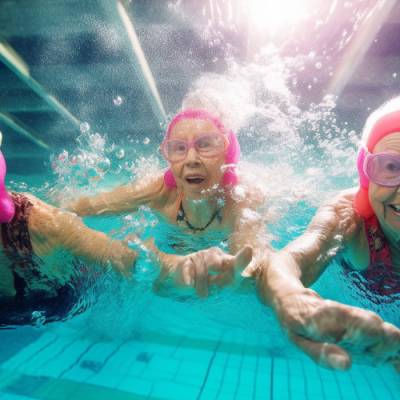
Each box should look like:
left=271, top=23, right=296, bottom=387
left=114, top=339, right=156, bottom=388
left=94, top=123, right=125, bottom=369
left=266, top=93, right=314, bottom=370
left=185, top=147, right=201, bottom=166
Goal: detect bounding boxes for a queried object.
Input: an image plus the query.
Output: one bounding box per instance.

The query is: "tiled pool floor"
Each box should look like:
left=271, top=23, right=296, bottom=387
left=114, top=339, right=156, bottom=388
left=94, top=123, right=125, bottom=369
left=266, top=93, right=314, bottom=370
left=0, top=329, right=399, bottom=400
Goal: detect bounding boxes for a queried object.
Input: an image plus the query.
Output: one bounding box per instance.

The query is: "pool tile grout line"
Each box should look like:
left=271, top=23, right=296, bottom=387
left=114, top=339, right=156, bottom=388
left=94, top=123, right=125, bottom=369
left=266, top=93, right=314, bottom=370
left=233, top=338, right=245, bottom=400
left=376, top=368, right=396, bottom=400
left=315, top=359, right=327, bottom=400
left=252, top=355, right=259, bottom=400
left=58, top=342, right=96, bottom=379
left=196, top=339, right=222, bottom=400
left=270, top=357, right=274, bottom=400
left=14, top=336, right=59, bottom=372
left=359, top=366, right=378, bottom=400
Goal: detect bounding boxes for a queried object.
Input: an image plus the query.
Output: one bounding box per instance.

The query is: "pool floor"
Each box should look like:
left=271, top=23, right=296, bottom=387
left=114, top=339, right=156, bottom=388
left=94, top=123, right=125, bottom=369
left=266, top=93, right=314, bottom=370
left=0, top=327, right=398, bottom=400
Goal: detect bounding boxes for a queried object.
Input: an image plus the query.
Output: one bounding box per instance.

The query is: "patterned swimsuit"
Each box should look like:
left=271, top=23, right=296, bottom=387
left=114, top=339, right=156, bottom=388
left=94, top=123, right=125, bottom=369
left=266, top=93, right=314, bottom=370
left=344, top=214, right=400, bottom=298
left=360, top=214, right=399, bottom=296
left=0, top=192, right=78, bottom=328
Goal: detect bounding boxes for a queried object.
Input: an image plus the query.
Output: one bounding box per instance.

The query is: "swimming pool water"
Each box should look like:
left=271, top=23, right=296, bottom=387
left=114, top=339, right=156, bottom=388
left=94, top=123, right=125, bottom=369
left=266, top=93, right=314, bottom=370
left=2, top=0, right=400, bottom=398
left=1, top=169, right=400, bottom=399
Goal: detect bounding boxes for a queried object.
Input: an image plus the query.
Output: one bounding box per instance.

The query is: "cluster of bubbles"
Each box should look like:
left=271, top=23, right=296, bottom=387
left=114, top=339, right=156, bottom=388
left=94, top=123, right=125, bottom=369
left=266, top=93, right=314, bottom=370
left=48, top=121, right=160, bottom=208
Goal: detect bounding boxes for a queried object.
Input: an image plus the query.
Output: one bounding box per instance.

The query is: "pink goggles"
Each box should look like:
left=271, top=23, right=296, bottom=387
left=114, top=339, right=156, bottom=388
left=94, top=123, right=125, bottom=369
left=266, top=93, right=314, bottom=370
left=161, top=132, right=229, bottom=164
left=363, top=150, right=400, bottom=187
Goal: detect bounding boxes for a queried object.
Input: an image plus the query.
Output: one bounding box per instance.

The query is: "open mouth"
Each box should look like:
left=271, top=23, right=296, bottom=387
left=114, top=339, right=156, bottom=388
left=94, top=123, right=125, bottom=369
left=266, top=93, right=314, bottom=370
left=186, top=176, right=205, bottom=185
left=390, top=204, right=400, bottom=213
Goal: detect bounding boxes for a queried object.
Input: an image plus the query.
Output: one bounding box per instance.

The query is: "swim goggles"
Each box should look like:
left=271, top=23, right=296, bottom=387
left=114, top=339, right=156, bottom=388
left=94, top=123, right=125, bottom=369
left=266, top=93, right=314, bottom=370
left=161, top=132, right=229, bottom=164
left=363, top=150, right=400, bottom=187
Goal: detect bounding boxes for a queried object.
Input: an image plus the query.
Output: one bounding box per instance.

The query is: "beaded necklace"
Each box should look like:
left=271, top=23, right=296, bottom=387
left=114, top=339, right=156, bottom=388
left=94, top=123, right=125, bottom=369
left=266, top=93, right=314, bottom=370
left=177, top=202, right=222, bottom=234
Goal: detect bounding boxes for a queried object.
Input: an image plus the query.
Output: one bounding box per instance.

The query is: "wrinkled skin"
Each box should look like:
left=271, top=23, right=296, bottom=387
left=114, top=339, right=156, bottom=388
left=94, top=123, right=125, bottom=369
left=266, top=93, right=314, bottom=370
left=152, top=244, right=253, bottom=298
left=273, top=287, right=400, bottom=372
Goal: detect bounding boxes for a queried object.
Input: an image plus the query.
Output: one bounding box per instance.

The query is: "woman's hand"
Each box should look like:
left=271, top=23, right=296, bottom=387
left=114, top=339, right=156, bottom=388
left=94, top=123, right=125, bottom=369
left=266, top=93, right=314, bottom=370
left=272, top=287, right=400, bottom=372
left=154, top=245, right=253, bottom=298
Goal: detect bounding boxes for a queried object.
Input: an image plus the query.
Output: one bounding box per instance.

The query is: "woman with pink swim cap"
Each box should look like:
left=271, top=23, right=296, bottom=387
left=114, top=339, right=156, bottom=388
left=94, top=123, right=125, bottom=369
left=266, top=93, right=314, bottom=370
left=257, top=97, right=400, bottom=373
left=70, top=106, right=258, bottom=298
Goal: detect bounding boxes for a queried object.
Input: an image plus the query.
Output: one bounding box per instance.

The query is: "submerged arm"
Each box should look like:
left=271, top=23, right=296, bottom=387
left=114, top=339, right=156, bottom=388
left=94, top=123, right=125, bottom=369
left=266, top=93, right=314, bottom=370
left=68, top=174, right=168, bottom=218
left=258, top=191, right=400, bottom=372
left=228, top=188, right=272, bottom=278
left=27, top=194, right=137, bottom=275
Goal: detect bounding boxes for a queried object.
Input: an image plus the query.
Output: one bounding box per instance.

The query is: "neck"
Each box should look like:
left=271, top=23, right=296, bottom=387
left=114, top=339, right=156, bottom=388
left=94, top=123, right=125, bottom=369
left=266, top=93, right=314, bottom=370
left=182, top=196, right=217, bottom=223
left=179, top=194, right=225, bottom=233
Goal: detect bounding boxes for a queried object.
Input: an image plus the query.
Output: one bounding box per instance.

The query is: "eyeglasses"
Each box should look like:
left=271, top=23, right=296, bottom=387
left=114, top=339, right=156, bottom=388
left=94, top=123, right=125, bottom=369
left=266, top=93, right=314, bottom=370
left=161, top=133, right=229, bottom=164
left=363, top=150, right=400, bottom=187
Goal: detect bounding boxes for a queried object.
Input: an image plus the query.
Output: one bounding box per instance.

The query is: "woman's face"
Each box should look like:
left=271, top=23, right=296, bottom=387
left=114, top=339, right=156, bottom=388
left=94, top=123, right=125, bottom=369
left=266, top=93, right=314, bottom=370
left=369, top=132, right=400, bottom=236
left=169, top=118, right=226, bottom=199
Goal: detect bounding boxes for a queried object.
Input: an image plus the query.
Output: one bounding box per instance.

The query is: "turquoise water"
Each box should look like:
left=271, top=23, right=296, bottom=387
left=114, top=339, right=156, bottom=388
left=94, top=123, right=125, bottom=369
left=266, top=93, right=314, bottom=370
left=1, top=1, right=400, bottom=399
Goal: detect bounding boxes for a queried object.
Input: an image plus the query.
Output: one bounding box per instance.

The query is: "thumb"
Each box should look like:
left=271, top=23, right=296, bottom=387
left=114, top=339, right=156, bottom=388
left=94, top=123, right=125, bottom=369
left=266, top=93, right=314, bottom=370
left=233, top=245, right=253, bottom=274
left=288, top=331, right=352, bottom=371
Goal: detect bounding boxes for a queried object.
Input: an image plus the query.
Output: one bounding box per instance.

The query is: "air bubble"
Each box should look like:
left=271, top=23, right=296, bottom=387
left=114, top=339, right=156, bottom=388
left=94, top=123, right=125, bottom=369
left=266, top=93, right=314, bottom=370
left=316, top=62, right=322, bottom=69
left=143, top=138, right=150, bottom=145
left=96, top=158, right=111, bottom=175
left=115, top=149, right=125, bottom=159
left=125, top=161, right=135, bottom=171
left=113, top=96, right=122, bottom=106
left=80, top=122, right=90, bottom=133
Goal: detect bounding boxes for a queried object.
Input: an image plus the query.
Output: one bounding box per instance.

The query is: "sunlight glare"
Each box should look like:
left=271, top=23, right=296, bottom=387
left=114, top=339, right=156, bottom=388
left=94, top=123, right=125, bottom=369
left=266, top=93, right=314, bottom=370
left=249, top=0, right=312, bottom=30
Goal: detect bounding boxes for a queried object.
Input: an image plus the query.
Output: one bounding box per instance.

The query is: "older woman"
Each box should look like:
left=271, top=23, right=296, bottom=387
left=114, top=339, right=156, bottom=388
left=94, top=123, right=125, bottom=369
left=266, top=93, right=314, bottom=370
left=258, top=98, right=400, bottom=372
left=69, top=108, right=264, bottom=297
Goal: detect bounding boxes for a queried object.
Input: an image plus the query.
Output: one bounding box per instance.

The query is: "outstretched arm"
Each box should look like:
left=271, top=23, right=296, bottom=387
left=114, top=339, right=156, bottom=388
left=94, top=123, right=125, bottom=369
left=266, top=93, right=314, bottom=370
left=68, top=174, right=169, bottom=218
left=228, top=187, right=272, bottom=278
left=257, top=190, right=400, bottom=372
left=26, top=194, right=137, bottom=275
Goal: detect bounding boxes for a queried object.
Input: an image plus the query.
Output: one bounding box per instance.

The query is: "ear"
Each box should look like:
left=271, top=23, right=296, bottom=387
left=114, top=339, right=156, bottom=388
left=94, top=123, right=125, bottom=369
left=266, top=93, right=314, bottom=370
left=223, top=170, right=238, bottom=187
left=164, top=168, right=177, bottom=188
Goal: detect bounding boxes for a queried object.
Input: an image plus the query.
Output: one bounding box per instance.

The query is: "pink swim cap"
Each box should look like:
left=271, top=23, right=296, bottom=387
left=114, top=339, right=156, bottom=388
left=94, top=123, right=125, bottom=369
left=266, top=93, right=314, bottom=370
left=0, top=150, right=15, bottom=223
left=354, top=109, right=400, bottom=217
left=163, top=109, right=240, bottom=189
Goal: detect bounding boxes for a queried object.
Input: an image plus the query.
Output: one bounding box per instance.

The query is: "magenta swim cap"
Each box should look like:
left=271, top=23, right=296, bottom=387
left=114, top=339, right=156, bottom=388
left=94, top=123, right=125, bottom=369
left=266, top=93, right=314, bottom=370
left=163, top=109, right=240, bottom=189
left=0, top=150, right=15, bottom=223
left=354, top=109, right=400, bottom=217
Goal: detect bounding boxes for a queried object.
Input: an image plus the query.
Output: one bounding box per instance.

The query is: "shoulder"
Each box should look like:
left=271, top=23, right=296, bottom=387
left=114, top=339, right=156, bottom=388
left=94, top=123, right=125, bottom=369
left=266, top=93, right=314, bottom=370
left=22, top=193, right=58, bottom=229
left=225, top=184, right=268, bottom=230
left=129, top=173, right=171, bottom=198
left=229, top=183, right=267, bottom=211
left=309, top=187, right=364, bottom=243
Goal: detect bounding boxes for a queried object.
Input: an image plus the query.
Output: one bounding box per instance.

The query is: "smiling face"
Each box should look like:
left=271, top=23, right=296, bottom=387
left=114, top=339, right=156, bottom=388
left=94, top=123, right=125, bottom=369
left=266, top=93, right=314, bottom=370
left=169, top=118, right=226, bottom=199
left=369, top=132, right=400, bottom=236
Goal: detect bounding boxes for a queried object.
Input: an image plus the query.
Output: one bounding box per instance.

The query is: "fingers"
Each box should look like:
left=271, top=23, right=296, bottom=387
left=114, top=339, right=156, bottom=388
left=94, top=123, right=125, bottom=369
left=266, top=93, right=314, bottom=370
left=288, top=331, right=351, bottom=371
left=176, top=257, right=209, bottom=299
left=174, top=245, right=253, bottom=298
left=285, top=297, right=400, bottom=368
left=360, top=322, right=400, bottom=364
left=208, top=268, right=234, bottom=288
left=233, top=245, right=253, bottom=273
left=176, top=259, right=194, bottom=287
left=195, top=254, right=209, bottom=299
